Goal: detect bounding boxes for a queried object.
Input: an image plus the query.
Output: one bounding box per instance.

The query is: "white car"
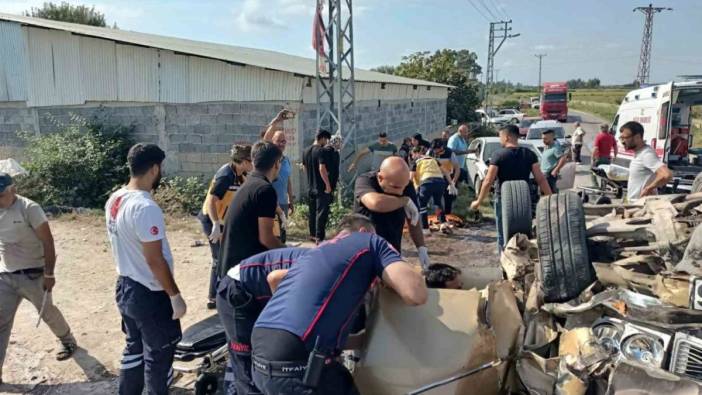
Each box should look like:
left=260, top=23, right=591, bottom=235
left=495, top=109, right=525, bottom=124
left=466, top=137, right=576, bottom=193
left=525, top=120, right=569, bottom=151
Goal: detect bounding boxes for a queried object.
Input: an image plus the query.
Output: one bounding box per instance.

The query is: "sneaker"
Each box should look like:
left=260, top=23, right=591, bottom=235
left=422, top=228, right=431, bottom=236
left=56, top=340, right=76, bottom=361
left=206, top=299, right=217, bottom=310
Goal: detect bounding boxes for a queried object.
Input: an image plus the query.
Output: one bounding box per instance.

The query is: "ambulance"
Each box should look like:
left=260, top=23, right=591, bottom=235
left=611, top=80, right=702, bottom=192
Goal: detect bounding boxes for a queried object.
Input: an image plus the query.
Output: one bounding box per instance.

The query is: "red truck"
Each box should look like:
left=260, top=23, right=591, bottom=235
left=540, top=82, right=569, bottom=122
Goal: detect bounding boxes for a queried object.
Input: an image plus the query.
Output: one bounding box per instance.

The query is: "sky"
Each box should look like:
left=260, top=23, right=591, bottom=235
left=2, top=0, right=701, bottom=85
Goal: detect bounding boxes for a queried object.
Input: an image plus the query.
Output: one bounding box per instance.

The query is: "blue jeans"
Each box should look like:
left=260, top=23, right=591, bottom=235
left=494, top=197, right=504, bottom=253
left=418, top=178, right=447, bottom=229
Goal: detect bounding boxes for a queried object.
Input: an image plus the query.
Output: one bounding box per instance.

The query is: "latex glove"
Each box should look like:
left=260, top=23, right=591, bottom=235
left=208, top=221, right=222, bottom=243
left=418, top=246, right=431, bottom=270
left=469, top=200, right=481, bottom=211
left=447, top=183, right=458, bottom=196
left=404, top=200, right=420, bottom=227
left=170, top=294, right=187, bottom=320
left=279, top=210, right=288, bottom=230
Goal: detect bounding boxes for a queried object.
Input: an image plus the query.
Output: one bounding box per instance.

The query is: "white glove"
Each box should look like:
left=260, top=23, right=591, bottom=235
left=208, top=221, right=222, bottom=243
left=447, top=183, right=458, bottom=196
left=404, top=200, right=420, bottom=227
left=418, top=246, right=431, bottom=270
left=170, top=294, right=187, bottom=320
left=279, top=210, right=288, bottom=231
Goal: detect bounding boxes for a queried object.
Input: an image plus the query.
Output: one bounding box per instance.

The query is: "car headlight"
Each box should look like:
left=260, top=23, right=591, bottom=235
left=592, top=322, right=622, bottom=354
left=621, top=334, right=666, bottom=367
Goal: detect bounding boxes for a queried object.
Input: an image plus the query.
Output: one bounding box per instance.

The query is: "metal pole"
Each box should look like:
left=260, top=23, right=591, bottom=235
left=534, top=54, right=546, bottom=92
left=633, top=4, right=672, bottom=85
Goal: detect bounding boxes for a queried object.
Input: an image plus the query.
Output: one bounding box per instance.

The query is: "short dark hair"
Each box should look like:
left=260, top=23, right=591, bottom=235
left=542, top=129, right=555, bottom=135
left=251, top=140, right=282, bottom=171
left=621, top=121, right=645, bottom=137
left=424, top=263, right=461, bottom=288
left=230, top=144, right=252, bottom=163
left=413, top=133, right=423, bottom=141
left=378, top=132, right=388, bottom=138
left=431, top=138, right=446, bottom=150
left=338, top=214, right=376, bottom=233
left=127, top=143, right=165, bottom=177
left=316, top=129, right=332, bottom=141
left=500, top=124, right=520, bottom=138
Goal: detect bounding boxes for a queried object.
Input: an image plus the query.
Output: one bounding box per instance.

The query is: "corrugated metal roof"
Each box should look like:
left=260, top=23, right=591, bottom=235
left=0, top=13, right=451, bottom=89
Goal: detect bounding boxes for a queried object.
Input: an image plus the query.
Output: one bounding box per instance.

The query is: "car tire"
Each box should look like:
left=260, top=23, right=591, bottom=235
left=692, top=172, right=702, bottom=193
left=501, top=180, right=533, bottom=245
left=194, top=373, right=219, bottom=395
left=536, top=191, right=596, bottom=302
left=511, top=118, right=519, bottom=124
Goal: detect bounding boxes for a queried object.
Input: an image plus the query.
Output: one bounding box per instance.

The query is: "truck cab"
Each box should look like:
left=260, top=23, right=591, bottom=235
left=611, top=80, right=702, bottom=192
left=540, top=82, right=569, bottom=122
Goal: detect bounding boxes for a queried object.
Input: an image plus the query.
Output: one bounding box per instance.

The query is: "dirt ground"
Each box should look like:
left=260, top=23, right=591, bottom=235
left=0, top=213, right=500, bottom=394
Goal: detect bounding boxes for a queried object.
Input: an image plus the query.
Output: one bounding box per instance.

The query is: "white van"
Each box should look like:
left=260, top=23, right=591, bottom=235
left=611, top=80, right=702, bottom=192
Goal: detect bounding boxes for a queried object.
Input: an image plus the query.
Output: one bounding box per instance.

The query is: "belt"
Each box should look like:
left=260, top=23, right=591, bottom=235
left=7, top=268, right=44, bottom=275
left=252, top=355, right=309, bottom=378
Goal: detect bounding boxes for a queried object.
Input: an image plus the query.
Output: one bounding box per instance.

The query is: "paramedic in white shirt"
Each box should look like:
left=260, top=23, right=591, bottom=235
left=105, top=143, right=186, bottom=395
left=618, top=121, right=673, bottom=200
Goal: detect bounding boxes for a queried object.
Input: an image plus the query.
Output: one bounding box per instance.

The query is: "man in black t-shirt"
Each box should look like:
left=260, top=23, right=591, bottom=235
left=354, top=156, right=433, bottom=269
left=219, top=141, right=285, bottom=278
left=469, top=124, right=551, bottom=250
left=302, top=129, right=332, bottom=242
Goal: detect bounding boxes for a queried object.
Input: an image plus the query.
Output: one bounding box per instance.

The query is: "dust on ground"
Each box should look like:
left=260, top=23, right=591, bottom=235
left=0, top=213, right=499, bottom=394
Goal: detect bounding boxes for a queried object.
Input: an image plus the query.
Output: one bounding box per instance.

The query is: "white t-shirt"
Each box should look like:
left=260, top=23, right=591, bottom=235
left=572, top=127, right=585, bottom=145
left=627, top=145, right=665, bottom=201
left=105, top=188, right=174, bottom=291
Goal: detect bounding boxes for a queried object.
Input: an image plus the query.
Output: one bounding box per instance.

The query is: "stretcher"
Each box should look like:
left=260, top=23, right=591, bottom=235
left=173, top=314, right=228, bottom=395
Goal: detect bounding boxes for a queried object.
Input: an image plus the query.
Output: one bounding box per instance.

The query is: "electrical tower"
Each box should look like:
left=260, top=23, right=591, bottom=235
left=534, top=54, right=546, bottom=91
left=484, top=20, right=519, bottom=111
left=315, top=0, right=356, bottom=157
left=633, top=3, right=672, bottom=85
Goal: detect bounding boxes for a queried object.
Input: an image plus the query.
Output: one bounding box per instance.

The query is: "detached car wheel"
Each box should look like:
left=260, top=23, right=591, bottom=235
left=501, top=180, right=533, bottom=245
left=536, top=191, right=596, bottom=302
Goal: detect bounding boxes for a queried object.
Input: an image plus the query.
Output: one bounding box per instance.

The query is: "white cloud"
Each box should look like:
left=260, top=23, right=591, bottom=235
left=232, top=0, right=286, bottom=32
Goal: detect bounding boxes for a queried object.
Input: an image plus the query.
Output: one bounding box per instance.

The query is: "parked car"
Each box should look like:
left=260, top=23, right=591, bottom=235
left=530, top=96, right=540, bottom=109
left=525, top=120, right=569, bottom=151
left=496, top=108, right=525, bottom=124
left=466, top=137, right=576, bottom=195
left=518, top=118, right=540, bottom=138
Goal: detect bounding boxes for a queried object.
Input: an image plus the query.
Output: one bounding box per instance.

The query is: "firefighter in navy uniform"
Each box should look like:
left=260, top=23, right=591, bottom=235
left=216, top=247, right=310, bottom=394
left=197, top=144, right=252, bottom=309
left=250, top=214, right=427, bottom=395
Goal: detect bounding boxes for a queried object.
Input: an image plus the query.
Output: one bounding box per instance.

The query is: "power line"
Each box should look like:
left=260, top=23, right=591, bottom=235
left=476, top=0, right=500, bottom=20
left=466, top=0, right=491, bottom=22
left=489, top=0, right=510, bottom=20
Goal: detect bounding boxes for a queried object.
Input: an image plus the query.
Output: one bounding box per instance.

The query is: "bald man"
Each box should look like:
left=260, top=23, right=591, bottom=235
left=354, top=156, right=432, bottom=269
left=447, top=124, right=472, bottom=183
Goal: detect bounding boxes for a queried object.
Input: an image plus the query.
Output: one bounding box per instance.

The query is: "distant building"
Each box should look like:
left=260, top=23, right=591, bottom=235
left=0, top=13, right=448, bottom=191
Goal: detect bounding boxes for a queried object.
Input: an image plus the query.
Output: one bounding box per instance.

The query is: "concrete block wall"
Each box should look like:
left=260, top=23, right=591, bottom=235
left=0, top=97, right=446, bottom=195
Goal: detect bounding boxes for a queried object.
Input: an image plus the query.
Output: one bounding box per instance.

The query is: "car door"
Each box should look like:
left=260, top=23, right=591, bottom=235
left=466, top=139, right=481, bottom=185
left=476, top=142, right=491, bottom=181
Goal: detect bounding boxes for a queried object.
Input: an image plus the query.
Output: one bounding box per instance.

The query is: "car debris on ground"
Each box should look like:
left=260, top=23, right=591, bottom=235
left=351, top=190, right=702, bottom=395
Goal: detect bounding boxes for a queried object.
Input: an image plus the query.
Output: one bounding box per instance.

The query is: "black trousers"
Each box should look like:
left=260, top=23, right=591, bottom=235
left=307, top=191, right=333, bottom=241
left=216, top=276, right=265, bottom=395
left=252, top=360, right=359, bottom=395
left=546, top=174, right=558, bottom=194
left=573, top=144, right=583, bottom=162
left=197, top=213, right=220, bottom=301
left=116, top=276, right=181, bottom=395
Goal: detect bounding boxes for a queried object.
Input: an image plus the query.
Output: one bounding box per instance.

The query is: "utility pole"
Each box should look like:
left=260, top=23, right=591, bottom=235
left=534, top=54, right=546, bottom=92
left=633, top=3, right=672, bottom=86
left=315, top=0, right=356, bottom=197
left=484, top=20, right=519, bottom=111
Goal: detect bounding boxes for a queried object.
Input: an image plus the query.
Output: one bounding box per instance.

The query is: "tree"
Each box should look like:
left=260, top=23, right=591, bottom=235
left=371, top=65, right=397, bottom=75
left=387, top=49, right=482, bottom=123
left=25, top=2, right=108, bottom=27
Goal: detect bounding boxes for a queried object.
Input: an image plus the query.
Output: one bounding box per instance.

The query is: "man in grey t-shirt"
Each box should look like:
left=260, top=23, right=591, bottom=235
left=618, top=121, right=673, bottom=200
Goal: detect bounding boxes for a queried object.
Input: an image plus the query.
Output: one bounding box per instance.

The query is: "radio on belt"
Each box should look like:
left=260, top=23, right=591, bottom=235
left=302, top=337, right=327, bottom=387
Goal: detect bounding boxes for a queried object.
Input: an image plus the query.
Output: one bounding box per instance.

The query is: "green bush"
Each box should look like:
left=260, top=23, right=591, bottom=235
left=499, top=99, right=520, bottom=109
left=16, top=118, right=134, bottom=208
left=287, top=195, right=353, bottom=240
left=153, top=176, right=207, bottom=215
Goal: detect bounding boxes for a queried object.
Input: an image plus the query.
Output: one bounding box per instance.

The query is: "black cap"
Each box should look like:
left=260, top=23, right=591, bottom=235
left=0, top=172, right=13, bottom=193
